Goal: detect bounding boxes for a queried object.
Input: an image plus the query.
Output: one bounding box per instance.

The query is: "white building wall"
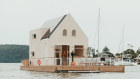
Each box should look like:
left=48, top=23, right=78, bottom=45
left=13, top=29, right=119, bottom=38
left=29, top=14, right=88, bottom=66
left=29, top=28, right=49, bottom=66
left=46, top=14, right=88, bottom=65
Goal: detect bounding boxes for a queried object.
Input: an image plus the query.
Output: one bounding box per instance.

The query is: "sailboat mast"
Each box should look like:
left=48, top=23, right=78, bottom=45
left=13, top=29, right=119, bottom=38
left=122, top=25, right=125, bottom=57
left=97, top=8, right=100, bottom=54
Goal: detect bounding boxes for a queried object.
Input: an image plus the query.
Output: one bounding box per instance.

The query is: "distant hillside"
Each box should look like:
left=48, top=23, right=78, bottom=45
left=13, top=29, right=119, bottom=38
left=0, top=45, right=29, bottom=63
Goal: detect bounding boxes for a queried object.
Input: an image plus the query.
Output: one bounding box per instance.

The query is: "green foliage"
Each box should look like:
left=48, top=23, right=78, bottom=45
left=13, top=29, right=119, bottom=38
left=124, top=49, right=137, bottom=59
left=102, top=46, right=110, bottom=52
left=136, top=48, right=140, bottom=54
left=118, top=49, right=138, bottom=59
left=0, top=44, right=29, bottom=63
left=102, top=46, right=115, bottom=57
left=94, top=54, right=98, bottom=57
left=115, top=53, right=121, bottom=57
left=87, top=47, right=95, bottom=57
left=115, top=53, right=120, bottom=56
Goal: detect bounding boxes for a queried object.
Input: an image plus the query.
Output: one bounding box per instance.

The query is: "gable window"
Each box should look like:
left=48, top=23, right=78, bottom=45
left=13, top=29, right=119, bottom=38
left=31, top=51, right=35, bottom=56
left=32, top=34, right=36, bottom=39
left=63, top=29, right=67, bottom=36
left=72, top=30, right=76, bottom=36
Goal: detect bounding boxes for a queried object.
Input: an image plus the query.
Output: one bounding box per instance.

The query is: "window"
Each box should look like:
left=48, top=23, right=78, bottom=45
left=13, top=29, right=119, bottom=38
left=32, top=34, right=36, bottom=39
left=63, top=29, right=67, bottom=36
left=101, top=58, right=105, bottom=61
left=54, top=45, right=62, bottom=65
left=74, top=45, right=84, bottom=57
left=72, top=30, right=76, bottom=36
left=31, top=51, right=34, bottom=56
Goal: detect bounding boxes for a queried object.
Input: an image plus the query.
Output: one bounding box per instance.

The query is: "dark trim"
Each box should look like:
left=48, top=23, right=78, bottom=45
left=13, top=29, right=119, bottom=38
left=41, top=29, right=50, bottom=39
left=41, top=15, right=67, bottom=40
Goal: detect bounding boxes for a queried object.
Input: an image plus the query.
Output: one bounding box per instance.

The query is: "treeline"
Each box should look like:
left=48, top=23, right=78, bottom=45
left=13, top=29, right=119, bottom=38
left=0, top=45, right=29, bottom=63
left=116, top=49, right=140, bottom=59
left=88, top=46, right=140, bottom=59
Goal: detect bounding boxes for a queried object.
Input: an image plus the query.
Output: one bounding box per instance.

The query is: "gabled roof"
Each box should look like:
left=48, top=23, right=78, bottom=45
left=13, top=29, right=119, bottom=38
left=41, top=14, right=67, bottom=39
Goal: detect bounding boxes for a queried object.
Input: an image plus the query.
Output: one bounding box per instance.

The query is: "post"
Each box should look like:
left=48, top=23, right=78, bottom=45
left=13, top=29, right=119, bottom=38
left=110, top=57, right=111, bottom=66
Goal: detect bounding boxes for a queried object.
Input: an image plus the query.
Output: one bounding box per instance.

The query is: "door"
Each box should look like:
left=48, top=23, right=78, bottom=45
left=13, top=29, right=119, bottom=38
left=62, top=45, right=69, bottom=66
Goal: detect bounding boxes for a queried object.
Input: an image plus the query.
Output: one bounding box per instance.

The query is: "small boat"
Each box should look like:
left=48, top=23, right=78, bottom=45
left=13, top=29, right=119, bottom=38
left=114, top=61, right=137, bottom=66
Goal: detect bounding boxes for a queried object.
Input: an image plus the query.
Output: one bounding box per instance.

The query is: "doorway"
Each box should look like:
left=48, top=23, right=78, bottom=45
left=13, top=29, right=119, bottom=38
left=62, top=45, right=69, bottom=66
left=54, top=45, right=70, bottom=66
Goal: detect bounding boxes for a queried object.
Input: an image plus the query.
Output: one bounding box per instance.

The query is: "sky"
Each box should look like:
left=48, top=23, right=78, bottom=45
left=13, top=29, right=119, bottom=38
left=0, top=0, right=140, bottom=54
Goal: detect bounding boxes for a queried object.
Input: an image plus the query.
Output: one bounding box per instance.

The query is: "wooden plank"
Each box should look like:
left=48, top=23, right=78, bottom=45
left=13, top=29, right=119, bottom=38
left=68, top=71, right=101, bottom=73
left=20, top=65, right=124, bottom=72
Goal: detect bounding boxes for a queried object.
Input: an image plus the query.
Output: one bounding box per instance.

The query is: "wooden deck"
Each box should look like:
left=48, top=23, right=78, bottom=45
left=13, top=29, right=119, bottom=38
left=20, top=65, right=124, bottom=73
left=68, top=71, right=101, bottom=73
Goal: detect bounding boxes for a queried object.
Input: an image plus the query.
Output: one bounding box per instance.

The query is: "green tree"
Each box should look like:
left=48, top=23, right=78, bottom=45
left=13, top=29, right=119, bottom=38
left=0, top=44, right=29, bottom=63
left=136, top=48, right=140, bottom=54
left=87, top=47, right=96, bottom=57
left=122, top=49, right=137, bottom=59
left=115, top=53, right=121, bottom=57
left=102, top=46, right=114, bottom=57
left=103, top=46, right=110, bottom=53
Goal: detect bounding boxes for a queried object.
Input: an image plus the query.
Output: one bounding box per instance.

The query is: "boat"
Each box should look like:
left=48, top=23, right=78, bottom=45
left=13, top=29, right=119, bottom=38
left=114, top=61, right=137, bottom=66
left=114, top=26, right=137, bottom=66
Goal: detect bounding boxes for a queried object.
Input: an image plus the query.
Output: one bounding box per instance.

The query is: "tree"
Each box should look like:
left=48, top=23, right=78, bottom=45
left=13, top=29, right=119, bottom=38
left=121, top=49, right=137, bottom=59
left=115, top=53, right=121, bottom=57
left=92, top=49, right=96, bottom=57
left=136, top=47, right=140, bottom=54
left=87, top=47, right=96, bottom=57
left=102, top=46, right=114, bottom=57
left=87, top=47, right=92, bottom=57
left=127, top=49, right=136, bottom=58
left=102, top=46, right=110, bottom=53
left=0, top=45, right=29, bottom=63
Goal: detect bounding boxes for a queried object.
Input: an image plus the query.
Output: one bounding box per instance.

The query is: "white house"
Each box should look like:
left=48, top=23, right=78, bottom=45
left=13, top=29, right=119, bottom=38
left=29, top=14, right=88, bottom=66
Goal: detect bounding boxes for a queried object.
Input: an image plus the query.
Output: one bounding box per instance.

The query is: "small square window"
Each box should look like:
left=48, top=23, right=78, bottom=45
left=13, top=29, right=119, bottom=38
left=32, top=34, right=36, bottom=39
left=31, top=51, right=35, bottom=56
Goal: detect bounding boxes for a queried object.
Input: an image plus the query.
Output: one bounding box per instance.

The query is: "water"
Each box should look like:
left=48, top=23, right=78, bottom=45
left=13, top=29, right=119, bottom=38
left=0, top=63, right=140, bottom=79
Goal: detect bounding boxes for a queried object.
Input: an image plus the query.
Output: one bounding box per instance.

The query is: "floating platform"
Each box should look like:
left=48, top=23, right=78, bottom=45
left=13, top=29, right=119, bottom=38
left=20, top=65, right=124, bottom=73
left=68, top=70, right=101, bottom=73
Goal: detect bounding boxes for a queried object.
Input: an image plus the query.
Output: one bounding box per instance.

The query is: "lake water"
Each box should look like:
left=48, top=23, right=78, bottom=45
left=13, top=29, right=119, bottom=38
left=0, top=63, right=140, bottom=79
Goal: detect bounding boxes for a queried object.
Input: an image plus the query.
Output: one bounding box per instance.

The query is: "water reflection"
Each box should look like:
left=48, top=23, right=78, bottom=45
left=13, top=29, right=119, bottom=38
left=28, top=71, right=84, bottom=79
